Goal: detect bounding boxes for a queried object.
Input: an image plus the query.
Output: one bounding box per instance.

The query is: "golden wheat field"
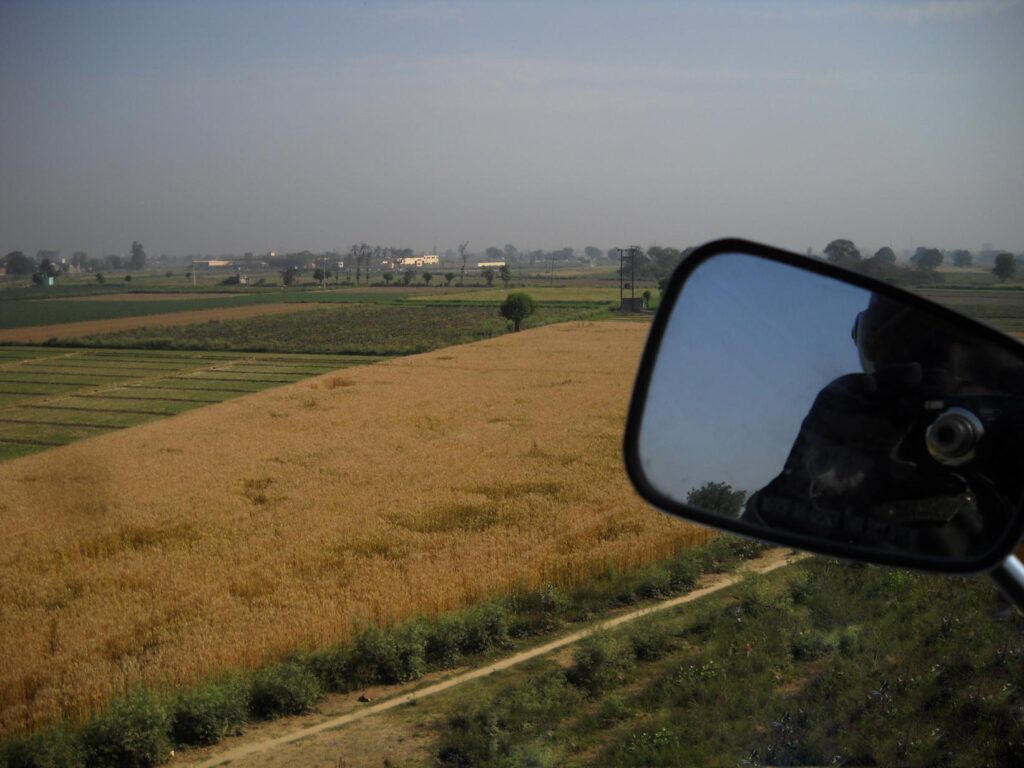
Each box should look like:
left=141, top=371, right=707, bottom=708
left=0, top=321, right=710, bottom=738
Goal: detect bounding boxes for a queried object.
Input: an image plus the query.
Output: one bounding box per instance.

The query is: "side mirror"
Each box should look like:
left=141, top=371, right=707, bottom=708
left=625, top=239, right=1024, bottom=575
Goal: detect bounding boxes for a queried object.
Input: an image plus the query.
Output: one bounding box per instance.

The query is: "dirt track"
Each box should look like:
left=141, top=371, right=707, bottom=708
left=182, top=549, right=803, bottom=768
left=0, top=303, right=320, bottom=343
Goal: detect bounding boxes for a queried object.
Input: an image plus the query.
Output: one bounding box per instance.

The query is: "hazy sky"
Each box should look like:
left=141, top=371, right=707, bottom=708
left=2, top=0, right=1022, bottom=258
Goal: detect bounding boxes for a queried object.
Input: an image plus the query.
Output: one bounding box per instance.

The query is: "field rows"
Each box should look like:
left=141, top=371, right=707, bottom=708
left=0, top=349, right=383, bottom=461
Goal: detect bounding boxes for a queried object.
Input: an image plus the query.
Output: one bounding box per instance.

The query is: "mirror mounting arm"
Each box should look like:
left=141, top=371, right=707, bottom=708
left=990, top=555, right=1024, bottom=614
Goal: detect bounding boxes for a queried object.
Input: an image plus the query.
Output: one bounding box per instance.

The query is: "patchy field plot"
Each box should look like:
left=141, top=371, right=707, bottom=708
left=0, top=322, right=707, bottom=738
left=56, top=303, right=600, bottom=355
left=0, top=303, right=328, bottom=343
left=404, top=286, right=627, bottom=305
left=919, top=287, right=1024, bottom=333
left=0, top=348, right=381, bottom=461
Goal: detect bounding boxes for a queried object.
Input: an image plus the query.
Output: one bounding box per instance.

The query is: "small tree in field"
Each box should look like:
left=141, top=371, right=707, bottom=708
left=383, top=271, right=394, bottom=285
left=642, top=289, right=652, bottom=309
left=95, top=272, right=106, bottom=284
left=498, top=264, right=511, bottom=288
left=402, top=269, right=415, bottom=286
left=444, top=272, right=456, bottom=287
left=993, top=253, right=1017, bottom=281
left=422, top=271, right=433, bottom=285
left=499, top=292, right=536, bottom=331
left=481, top=268, right=495, bottom=287
left=280, top=267, right=299, bottom=287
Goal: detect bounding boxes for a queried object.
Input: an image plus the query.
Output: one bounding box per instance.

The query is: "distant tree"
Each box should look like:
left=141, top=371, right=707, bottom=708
left=872, top=246, right=896, bottom=266
left=481, top=268, right=495, bottom=287
left=124, top=274, right=132, bottom=282
left=402, top=268, right=415, bottom=286
left=911, top=247, right=944, bottom=270
left=3, top=251, right=35, bottom=275
left=95, top=272, right=105, bottom=284
left=584, top=245, right=603, bottom=261
left=444, top=272, right=456, bottom=287
left=685, top=481, right=746, bottom=517
left=38, top=258, right=59, bottom=278
left=498, top=264, right=511, bottom=288
left=165, top=271, right=173, bottom=278
left=71, top=251, right=89, bottom=269
left=485, top=246, right=504, bottom=261
left=503, top=244, right=519, bottom=263
left=30, top=271, right=44, bottom=286
left=105, top=254, right=123, bottom=270
left=313, top=267, right=331, bottom=282
left=642, top=289, right=652, bottom=309
left=130, top=241, right=147, bottom=270
left=952, top=249, right=973, bottom=268
left=499, top=292, right=536, bottom=332
left=458, top=241, right=469, bottom=286
left=422, top=271, right=433, bottom=285
left=383, top=271, right=395, bottom=285
left=280, top=266, right=299, bottom=286
left=824, top=239, right=861, bottom=266
left=993, top=253, right=1016, bottom=281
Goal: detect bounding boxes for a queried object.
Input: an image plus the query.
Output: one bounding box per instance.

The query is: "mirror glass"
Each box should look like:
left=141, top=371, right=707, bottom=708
left=637, top=252, right=1024, bottom=564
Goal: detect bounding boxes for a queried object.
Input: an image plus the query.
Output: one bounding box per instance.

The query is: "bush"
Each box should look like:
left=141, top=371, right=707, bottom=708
left=248, top=662, right=321, bottom=719
left=424, top=614, right=468, bottom=667
left=509, top=584, right=569, bottom=636
left=459, top=600, right=510, bottom=655
left=302, top=645, right=357, bottom=692
left=80, top=688, right=171, bottom=768
left=792, top=629, right=835, bottom=661
left=566, top=633, right=634, bottom=696
left=0, top=725, right=82, bottom=768
left=169, top=675, right=248, bottom=746
left=628, top=619, right=674, bottom=661
left=218, top=275, right=240, bottom=286
left=354, top=624, right=427, bottom=684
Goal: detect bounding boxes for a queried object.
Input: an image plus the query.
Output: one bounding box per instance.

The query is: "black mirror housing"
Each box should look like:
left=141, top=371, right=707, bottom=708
left=625, top=239, right=1024, bottom=573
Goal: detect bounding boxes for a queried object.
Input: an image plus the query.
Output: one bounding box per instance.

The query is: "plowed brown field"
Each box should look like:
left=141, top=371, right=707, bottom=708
left=0, top=303, right=321, bottom=343
left=0, top=321, right=709, bottom=737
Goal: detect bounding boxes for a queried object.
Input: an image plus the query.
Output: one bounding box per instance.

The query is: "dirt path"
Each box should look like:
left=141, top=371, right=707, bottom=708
left=185, top=548, right=803, bottom=768
left=0, top=303, right=322, bottom=343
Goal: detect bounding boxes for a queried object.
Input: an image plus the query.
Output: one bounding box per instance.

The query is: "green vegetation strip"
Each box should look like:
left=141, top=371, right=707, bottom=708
left=0, top=538, right=765, bottom=767
left=429, top=559, right=1024, bottom=767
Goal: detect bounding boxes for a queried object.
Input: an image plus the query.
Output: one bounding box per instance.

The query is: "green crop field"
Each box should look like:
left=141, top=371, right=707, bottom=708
left=917, top=287, right=1024, bottom=334
left=0, top=348, right=383, bottom=462
left=52, top=303, right=605, bottom=355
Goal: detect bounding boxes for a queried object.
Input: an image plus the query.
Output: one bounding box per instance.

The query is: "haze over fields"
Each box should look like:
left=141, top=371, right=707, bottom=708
left=2, top=0, right=1023, bottom=257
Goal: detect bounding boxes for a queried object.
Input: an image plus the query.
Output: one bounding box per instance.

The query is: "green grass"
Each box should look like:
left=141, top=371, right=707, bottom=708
left=49, top=303, right=604, bottom=356
left=0, top=348, right=386, bottom=462
left=918, top=286, right=1024, bottom=334
left=427, top=558, right=1023, bottom=767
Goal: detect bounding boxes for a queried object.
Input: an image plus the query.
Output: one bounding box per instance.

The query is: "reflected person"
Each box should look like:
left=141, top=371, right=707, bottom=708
left=743, top=294, right=1024, bottom=559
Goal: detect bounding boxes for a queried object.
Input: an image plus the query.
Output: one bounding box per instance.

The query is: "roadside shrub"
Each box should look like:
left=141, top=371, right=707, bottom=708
left=566, top=633, right=634, bottom=696
left=0, top=725, right=82, bottom=768
left=248, top=662, right=321, bottom=719
left=169, top=674, right=249, bottom=746
left=666, top=552, right=701, bottom=591
left=436, top=712, right=502, bottom=766
left=80, top=688, right=171, bottom=768
left=628, top=618, right=674, bottom=661
left=509, top=584, right=569, bottom=636
left=302, top=645, right=357, bottom=692
left=459, top=600, right=510, bottom=655
left=354, top=623, right=427, bottom=684
left=424, top=614, right=468, bottom=667
left=634, top=564, right=674, bottom=600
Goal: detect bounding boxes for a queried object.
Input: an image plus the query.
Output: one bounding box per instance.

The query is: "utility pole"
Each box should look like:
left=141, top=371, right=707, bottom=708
left=629, top=245, right=638, bottom=302
left=191, top=260, right=197, bottom=289
left=549, top=252, right=555, bottom=287
left=616, top=248, right=625, bottom=304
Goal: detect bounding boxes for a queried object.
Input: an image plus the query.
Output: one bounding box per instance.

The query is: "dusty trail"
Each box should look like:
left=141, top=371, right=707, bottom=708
left=187, top=548, right=803, bottom=768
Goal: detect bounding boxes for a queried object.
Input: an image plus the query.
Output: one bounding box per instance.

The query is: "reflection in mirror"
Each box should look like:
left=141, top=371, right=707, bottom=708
left=638, top=253, right=1024, bottom=563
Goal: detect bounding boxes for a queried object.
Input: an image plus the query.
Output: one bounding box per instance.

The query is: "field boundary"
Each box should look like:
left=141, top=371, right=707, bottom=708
left=189, top=549, right=804, bottom=768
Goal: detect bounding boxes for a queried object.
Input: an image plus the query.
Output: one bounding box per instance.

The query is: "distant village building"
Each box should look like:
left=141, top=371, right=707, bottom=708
left=399, top=254, right=440, bottom=268
left=476, top=261, right=506, bottom=269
